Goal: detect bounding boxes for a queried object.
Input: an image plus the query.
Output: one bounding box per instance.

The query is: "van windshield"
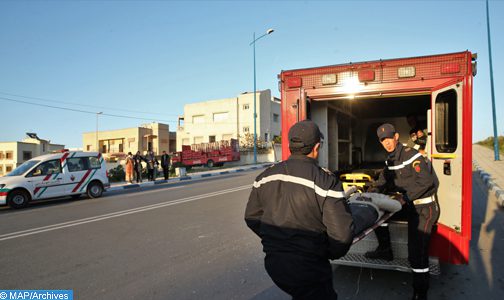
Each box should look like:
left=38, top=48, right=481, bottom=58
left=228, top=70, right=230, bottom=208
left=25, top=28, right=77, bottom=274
left=6, top=160, right=40, bottom=176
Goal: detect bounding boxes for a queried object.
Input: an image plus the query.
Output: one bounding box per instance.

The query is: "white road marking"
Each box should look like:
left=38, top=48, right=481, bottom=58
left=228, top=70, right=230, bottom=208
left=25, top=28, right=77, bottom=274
left=0, top=185, right=251, bottom=242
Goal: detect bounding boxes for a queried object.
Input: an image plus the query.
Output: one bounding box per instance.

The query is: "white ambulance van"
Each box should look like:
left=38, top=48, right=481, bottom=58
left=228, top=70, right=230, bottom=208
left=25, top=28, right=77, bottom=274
left=0, top=150, right=110, bottom=209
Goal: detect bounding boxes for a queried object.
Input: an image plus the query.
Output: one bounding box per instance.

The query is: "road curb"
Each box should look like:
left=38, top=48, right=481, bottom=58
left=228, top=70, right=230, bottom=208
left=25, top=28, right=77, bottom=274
left=107, top=163, right=273, bottom=192
left=473, top=160, right=504, bottom=207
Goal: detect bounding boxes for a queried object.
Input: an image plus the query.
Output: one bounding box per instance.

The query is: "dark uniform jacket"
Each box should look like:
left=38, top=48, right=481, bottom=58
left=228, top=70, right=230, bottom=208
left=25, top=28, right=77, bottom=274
left=245, top=154, right=355, bottom=260
left=374, top=143, right=437, bottom=202
left=161, top=154, right=171, bottom=168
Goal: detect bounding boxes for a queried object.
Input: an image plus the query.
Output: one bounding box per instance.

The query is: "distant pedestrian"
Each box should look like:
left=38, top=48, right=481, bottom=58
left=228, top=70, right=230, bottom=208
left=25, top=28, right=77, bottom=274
left=146, top=150, right=157, bottom=181
left=161, top=150, right=171, bottom=180
left=133, top=151, right=144, bottom=183
left=125, top=152, right=134, bottom=184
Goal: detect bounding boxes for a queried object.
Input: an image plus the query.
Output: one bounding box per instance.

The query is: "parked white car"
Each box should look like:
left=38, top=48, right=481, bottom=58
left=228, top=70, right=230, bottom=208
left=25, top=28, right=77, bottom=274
left=0, top=151, right=110, bottom=209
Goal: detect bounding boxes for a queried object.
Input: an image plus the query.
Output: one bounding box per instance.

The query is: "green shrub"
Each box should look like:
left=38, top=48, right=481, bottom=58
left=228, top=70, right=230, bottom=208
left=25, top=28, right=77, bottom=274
left=476, top=136, right=504, bottom=153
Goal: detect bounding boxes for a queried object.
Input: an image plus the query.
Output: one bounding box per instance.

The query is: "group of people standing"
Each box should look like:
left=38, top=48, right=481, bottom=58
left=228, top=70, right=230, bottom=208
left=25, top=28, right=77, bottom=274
left=124, top=150, right=171, bottom=184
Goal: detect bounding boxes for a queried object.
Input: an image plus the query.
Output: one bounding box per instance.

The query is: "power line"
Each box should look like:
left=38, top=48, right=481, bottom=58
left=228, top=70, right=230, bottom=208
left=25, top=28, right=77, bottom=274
left=0, top=91, right=180, bottom=117
left=0, top=96, right=177, bottom=124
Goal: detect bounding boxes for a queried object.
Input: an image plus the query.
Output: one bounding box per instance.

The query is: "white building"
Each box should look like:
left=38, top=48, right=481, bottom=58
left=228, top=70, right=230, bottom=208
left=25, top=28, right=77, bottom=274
left=176, top=89, right=280, bottom=151
left=82, top=122, right=176, bottom=159
left=0, top=133, right=65, bottom=176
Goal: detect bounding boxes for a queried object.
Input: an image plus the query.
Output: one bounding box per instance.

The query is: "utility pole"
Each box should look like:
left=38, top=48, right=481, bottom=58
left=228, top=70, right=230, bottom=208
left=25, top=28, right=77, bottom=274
left=486, top=0, right=500, bottom=160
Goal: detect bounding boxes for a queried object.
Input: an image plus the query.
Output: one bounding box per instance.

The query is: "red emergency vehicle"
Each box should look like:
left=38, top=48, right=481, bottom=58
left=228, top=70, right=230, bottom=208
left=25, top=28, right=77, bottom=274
left=279, top=51, right=476, bottom=271
left=171, top=139, right=240, bottom=168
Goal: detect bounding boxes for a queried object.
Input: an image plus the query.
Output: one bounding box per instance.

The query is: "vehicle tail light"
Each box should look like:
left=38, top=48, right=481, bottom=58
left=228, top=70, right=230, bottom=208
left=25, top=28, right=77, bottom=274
left=322, top=74, right=337, bottom=85
left=398, top=66, right=416, bottom=78
left=358, top=70, right=375, bottom=82
left=441, top=63, right=460, bottom=74
left=286, top=77, right=302, bottom=88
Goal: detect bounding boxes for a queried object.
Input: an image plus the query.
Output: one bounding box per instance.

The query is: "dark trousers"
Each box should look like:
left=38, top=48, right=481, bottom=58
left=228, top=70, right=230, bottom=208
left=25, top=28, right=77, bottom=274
left=134, top=168, right=142, bottom=183
left=408, top=201, right=439, bottom=294
left=374, top=201, right=439, bottom=295
left=264, top=253, right=338, bottom=300
left=162, top=166, right=170, bottom=180
left=147, top=168, right=154, bottom=181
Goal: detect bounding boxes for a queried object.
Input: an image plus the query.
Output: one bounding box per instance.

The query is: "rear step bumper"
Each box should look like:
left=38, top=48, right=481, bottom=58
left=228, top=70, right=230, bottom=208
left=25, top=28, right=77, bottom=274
left=332, top=254, right=441, bottom=275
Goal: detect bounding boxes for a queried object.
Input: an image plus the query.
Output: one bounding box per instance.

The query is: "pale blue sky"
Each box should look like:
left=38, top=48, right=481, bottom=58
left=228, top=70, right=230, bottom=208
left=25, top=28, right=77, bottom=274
left=1, top=0, right=503, bottom=148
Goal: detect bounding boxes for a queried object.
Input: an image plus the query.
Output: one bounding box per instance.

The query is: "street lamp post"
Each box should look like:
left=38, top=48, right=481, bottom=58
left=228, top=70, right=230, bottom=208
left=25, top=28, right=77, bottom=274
left=96, top=112, right=103, bottom=152
left=250, top=28, right=274, bottom=164
left=486, top=0, right=500, bottom=161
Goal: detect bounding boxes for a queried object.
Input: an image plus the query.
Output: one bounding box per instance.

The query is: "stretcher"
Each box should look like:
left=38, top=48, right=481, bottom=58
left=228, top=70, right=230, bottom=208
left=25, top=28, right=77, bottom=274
left=343, top=187, right=403, bottom=244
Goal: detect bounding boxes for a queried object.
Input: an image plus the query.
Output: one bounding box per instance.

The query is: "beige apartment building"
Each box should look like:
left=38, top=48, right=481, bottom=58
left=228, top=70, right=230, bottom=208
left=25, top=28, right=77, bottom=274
left=82, top=122, right=176, bottom=159
left=0, top=133, right=65, bottom=176
left=176, top=89, right=280, bottom=150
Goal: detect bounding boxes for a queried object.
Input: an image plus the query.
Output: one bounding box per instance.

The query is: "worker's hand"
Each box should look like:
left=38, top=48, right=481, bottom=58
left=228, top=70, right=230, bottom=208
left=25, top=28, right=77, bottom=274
left=390, top=193, right=406, bottom=205
left=367, top=186, right=379, bottom=193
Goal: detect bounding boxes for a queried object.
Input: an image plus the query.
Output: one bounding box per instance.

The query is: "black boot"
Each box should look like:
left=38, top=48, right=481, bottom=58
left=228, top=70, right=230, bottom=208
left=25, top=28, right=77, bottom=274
left=364, top=246, right=393, bottom=261
left=364, top=226, right=393, bottom=261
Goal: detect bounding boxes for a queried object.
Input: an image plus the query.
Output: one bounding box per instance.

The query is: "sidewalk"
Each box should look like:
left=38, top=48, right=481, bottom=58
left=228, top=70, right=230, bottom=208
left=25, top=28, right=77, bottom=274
left=108, top=163, right=273, bottom=192
left=472, top=144, right=504, bottom=206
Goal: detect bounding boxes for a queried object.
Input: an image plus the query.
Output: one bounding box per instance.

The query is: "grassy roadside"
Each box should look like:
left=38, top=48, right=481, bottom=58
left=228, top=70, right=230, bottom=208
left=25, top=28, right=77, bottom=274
left=476, top=136, right=504, bottom=154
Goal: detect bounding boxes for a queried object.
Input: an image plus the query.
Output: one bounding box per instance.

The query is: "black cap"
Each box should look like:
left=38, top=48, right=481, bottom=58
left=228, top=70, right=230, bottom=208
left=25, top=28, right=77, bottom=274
left=377, top=123, right=396, bottom=140
left=288, top=120, right=324, bottom=153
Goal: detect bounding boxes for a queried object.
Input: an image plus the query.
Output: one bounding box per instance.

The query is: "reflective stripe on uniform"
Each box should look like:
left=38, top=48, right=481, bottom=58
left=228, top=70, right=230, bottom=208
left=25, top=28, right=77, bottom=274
left=386, top=153, right=423, bottom=170
left=413, top=195, right=435, bottom=205
left=412, top=267, right=429, bottom=273
left=253, top=174, right=346, bottom=198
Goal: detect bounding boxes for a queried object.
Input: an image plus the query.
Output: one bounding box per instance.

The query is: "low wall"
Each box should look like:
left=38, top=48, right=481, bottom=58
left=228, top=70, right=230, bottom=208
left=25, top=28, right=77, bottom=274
left=227, top=145, right=282, bottom=166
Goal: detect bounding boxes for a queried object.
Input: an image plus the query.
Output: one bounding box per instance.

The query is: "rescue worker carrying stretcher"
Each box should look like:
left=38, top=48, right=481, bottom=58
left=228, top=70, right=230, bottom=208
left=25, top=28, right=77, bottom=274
left=366, top=123, right=439, bottom=300
left=245, top=120, right=355, bottom=300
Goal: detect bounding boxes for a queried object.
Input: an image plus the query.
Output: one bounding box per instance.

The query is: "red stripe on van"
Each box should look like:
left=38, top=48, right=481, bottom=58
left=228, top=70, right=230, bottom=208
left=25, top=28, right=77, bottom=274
left=72, top=169, right=92, bottom=193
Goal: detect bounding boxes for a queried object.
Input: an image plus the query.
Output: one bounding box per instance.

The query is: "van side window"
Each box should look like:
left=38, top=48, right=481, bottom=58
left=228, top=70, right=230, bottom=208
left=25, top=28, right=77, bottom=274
left=67, top=157, right=88, bottom=172
left=88, top=157, right=102, bottom=169
left=435, top=89, right=458, bottom=153
left=29, top=160, right=62, bottom=177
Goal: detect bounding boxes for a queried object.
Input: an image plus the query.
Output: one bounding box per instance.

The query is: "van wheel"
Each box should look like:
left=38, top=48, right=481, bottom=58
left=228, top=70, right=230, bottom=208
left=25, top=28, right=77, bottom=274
left=8, top=189, right=30, bottom=209
left=207, top=160, right=214, bottom=168
left=87, top=181, right=103, bottom=199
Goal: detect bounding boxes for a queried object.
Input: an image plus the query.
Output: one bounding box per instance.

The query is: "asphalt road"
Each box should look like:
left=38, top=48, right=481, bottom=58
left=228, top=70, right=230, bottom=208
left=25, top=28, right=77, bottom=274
left=0, top=170, right=503, bottom=300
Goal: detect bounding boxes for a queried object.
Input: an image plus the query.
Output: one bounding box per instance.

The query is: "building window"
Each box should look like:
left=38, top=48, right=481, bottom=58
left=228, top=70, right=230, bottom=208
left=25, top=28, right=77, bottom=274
left=86, top=145, right=92, bottom=151
left=6, top=165, right=13, bottom=173
left=5, top=151, right=13, bottom=160
left=0, top=151, right=4, bottom=159
left=23, top=151, right=32, bottom=161
left=213, top=112, right=228, bottom=122
left=192, top=115, right=205, bottom=124
left=243, top=104, right=250, bottom=110
left=209, top=135, right=216, bottom=143
left=273, top=113, right=279, bottom=123
left=243, top=126, right=250, bottom=133
left=265, top=133, right=269, bottom=142
left=0, top=165, right=3, bottom=175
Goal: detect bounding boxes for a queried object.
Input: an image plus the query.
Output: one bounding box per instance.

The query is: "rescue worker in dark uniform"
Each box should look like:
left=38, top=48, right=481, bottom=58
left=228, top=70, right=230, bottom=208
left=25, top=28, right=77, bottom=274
left=365, top=123, right=439, bottom=300
left=245, top=120, right=355, bottom=300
